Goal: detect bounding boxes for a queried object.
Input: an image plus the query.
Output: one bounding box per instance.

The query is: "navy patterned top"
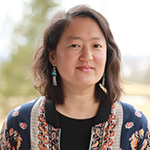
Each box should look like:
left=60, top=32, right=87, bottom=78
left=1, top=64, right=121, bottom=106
left=0, top=96, right=150, bottom=149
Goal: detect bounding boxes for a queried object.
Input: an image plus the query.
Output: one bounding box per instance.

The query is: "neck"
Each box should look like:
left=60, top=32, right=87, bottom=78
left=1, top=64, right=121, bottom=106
left=56, top=84, right=100, bottom=119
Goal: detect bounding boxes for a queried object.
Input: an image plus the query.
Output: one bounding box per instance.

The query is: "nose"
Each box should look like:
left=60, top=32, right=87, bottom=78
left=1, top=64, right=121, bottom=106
left=79, top=45, right=93, bottom=62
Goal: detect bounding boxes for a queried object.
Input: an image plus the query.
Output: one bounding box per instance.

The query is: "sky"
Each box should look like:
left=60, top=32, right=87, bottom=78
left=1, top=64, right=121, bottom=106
left=0, top=0, right=23, bottom=61
left=0, top=0, right=150, bottom=62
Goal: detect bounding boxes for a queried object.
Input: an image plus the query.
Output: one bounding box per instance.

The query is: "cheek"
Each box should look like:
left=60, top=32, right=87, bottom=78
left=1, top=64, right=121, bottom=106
left=96, top=52, right=107, bottom=67
left=55, top=52, right=75, bottom=74
left=56, top=52, right=74, bottom=66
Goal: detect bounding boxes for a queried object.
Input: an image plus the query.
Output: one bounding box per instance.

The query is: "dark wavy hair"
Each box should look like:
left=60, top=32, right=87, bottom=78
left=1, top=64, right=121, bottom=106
left=32, top=5, right=122, bottom=105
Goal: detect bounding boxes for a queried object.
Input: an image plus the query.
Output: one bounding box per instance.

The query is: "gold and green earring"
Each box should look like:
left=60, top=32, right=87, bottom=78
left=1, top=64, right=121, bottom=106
left=99, top=73, right=107, bottom=94
left=52, top=66, right=57, bottom=86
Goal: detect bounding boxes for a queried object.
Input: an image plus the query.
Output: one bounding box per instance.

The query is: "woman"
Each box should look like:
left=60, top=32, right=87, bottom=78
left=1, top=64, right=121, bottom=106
left=0, top=5, right=150, bottom=150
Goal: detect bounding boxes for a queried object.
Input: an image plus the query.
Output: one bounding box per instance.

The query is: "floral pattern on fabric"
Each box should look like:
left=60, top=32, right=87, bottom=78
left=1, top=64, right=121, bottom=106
left=0, top=100, right=35, bottom=149
left=129, top=129, right=144, bottom=149
left=90, top=104, right=116, bottom=149
left=0, top=127, right=22, bottom=150
left=19, top=122, right=27, bottom=130
left=135, top=110, right=142, bottom=118
left=1, top=97, right=150, bottom=150
left=120, top=104, right=150, bottom=150
left=141, top=124, right=150, bottom=149
left=0, top=105, right=24, bottom=150
left=90, top=123, right=105, bottom=149
left=37, top=98, right=60, bottom=150
left=101, top=114, right=116, bottom=149
left=48, top=125, right=60, bottom=150
left=125, top=122, right=134, bottom=129
left=37, top=99, right=49, bottom=150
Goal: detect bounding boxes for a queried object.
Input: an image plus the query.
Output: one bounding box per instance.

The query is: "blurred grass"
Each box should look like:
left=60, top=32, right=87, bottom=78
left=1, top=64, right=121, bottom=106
left=123, top=82, right=150, bottom=97
left=122, top=82, right=150, bottom=123
left=0, top=95, right=37, bottom=129
left=0, top=82, right=150, bottom=130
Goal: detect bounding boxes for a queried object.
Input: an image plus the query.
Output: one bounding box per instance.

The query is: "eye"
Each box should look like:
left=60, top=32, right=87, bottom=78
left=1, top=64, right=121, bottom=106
left=70, top=44, right=79, bottom=48
left=93, top=44, right=101, bottom=48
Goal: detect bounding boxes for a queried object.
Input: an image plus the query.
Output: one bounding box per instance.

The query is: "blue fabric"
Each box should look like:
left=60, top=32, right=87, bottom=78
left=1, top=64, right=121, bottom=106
left=120, top=101, right=149, bottom=149
left=0, top=98, right=149, bottom=149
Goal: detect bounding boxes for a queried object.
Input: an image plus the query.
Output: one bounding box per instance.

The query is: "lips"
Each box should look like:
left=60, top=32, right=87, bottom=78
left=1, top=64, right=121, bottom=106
left=76, top=65, right=94, bottom=72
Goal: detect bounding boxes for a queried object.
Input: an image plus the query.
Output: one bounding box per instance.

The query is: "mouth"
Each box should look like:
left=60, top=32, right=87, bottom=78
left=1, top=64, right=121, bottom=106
left=76, top=66, right=94, bottom=72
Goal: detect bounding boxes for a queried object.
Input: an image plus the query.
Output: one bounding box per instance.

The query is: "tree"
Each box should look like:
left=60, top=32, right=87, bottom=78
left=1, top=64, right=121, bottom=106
left=0, top=0, right=58, bottom=97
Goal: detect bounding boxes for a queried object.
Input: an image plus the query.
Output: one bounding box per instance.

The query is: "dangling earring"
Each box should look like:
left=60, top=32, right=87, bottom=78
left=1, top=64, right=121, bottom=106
left=99, top=74, right=107, bottom=94
left=52, top=66, right=57, bottom=86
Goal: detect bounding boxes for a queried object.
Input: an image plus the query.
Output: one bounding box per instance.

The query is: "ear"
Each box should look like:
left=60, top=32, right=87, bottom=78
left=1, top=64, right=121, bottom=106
left=49, top=51, right=56, bottom=66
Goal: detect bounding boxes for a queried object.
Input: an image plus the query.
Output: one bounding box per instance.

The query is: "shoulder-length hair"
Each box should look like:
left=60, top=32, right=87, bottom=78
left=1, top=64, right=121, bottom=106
left=32, top=5, right=122, bottom=105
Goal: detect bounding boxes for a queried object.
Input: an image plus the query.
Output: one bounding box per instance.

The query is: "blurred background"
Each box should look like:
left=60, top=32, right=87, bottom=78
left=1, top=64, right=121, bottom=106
left=0, top=0, right=150, bottom=129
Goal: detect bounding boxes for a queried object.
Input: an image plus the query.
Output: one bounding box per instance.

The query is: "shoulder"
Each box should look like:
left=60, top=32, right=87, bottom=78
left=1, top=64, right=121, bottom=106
left=119, top=101, right=150, bottom=149
left=6, top=97, right=42, bottom=129
left=119, top=100, right=148, bottom=135
left=0, top=97, right=44, bottom=149
left=120, top=100, right=148, bottom=123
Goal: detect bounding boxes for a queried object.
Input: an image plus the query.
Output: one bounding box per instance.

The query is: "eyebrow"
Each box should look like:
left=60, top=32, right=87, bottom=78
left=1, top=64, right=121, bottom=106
left=66, top=36, right=104, bottom=41
left=66, top=36, right=81, bottom=41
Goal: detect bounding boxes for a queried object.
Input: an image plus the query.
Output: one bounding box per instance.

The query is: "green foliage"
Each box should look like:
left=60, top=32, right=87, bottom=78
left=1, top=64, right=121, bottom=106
left=0, top=0, right=58, bottom=97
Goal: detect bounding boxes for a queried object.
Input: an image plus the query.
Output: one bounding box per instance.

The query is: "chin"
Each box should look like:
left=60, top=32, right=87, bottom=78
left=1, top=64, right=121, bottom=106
left=76, top=81, right=96, bottom=86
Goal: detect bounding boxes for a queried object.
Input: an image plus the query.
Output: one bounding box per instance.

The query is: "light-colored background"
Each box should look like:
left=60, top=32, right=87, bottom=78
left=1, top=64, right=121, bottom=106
left=0, top=0, right=150, bottom=129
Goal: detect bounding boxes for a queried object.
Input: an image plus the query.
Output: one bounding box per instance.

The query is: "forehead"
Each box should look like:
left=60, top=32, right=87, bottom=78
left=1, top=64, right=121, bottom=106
left=65, top=16, right=100, bottom=30
left=60, top=17, right=105, bottom=40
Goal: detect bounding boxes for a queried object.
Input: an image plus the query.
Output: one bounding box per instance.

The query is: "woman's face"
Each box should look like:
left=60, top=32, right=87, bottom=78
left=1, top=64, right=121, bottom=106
left=50, top=17, right=107, bottom=89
